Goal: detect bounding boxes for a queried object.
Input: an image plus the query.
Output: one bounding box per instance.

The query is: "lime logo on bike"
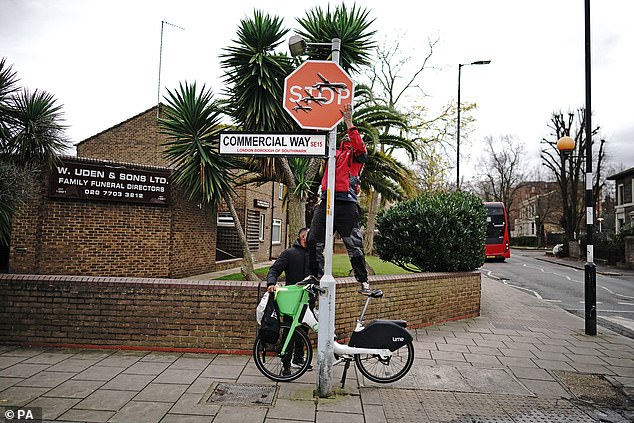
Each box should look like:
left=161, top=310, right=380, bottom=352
left=392, top=337, right=404, bottom=342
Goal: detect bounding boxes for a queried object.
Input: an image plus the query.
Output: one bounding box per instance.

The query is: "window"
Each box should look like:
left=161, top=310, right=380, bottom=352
left=246, top=210, right=260, bottom=251
left=278, top=182, right=284, bottom=200
left=217, top=212, right=234, bottom=227
left=618, top=184, right=624, bottom=205
left=259, top=214, right=265, bottom=241
left=272, top=219, right=282, bottom=244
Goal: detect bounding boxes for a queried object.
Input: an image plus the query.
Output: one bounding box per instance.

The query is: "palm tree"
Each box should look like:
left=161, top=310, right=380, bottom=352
left=220, top=10, right=311, bottom=240
left=220, top=6, right=377, bottom=240
left=158, top=81, right=259, bottom=281
left=351, top=85, right=418, bottom=253
left=295, top=3, right=376, bottom=73
left=0, top=57, right=68, bottom=245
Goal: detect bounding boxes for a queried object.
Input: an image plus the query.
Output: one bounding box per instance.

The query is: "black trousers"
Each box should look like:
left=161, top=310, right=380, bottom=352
left=307, top=200, right=368, bottom=283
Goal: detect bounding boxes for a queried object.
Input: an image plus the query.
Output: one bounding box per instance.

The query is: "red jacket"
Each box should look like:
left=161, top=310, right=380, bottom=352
left=320, top=127, right=368, bottom=202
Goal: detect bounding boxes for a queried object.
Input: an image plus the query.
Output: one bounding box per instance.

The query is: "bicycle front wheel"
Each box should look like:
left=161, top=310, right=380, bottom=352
left=354, top=341, right=414, bottom=383
left=253, top=323, right=313, bottom=382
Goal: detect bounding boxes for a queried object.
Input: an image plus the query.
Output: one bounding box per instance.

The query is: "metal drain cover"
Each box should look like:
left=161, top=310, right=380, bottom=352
left=206, top=383, right=277, bottom=406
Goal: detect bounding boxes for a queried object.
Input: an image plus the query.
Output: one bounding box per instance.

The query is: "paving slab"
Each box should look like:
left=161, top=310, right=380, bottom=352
left=212, top=404, right=268, bottom=423
left=107, top=400, right=172, bottom=423
left=133, top=382, right=188, bottom=402
left=0, top=363, right=51, bottom=378
left=457, top=366, right=531, bottom=395
left=73, top=389, right=137, bottom=411
left=0, top=386, right=50, bottom=406
left=26, top=396, right=80, bottom=420
left=43, top=379, right=105, bottom=398
left=71, top=365, right=125, bottom=381
left=160, top=414, right=214, bottom=423
left=23, top=352, right=75, bottom=365
left=266, top=397, right=316, bottom=421
left=169, top=392, right=220, bottom=416
left=58, top=408, right=114, bottom=422
left=100, top=373, right=154, bottom=391
left=409, top=365, right=471, bottom=392
left=16, top=371, right=75, bottom=388
left=153, top=368, right=202, bottom=385
left=122, top=361, right=172, bottom=375
left=0, top=355, right=27, bottom=370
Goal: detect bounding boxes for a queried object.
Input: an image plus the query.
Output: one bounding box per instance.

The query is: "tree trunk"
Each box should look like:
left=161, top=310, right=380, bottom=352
left=222, top=192, right=260, bottom=281
left=286, top=193, right=306, bottom=244
left=364, top=188, right=381, bottom=255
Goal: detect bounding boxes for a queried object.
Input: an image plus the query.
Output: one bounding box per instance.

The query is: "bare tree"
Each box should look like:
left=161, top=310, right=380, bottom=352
left=359, top=36, right=439, bottom=254
left=478, top=135, right=526, bottom=214
left=540, top=109, right=606, bottom=246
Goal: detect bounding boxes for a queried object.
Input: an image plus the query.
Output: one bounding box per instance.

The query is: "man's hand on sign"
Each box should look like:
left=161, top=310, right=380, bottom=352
left=341, top=103, right=354, bottom=129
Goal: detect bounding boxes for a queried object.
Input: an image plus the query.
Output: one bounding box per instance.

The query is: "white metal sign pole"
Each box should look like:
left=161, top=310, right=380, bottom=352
left=317, top=38, right=341, bottom=397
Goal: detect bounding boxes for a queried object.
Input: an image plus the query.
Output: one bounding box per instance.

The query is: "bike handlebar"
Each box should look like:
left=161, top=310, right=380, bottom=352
left=310, top=284, right=326, bottom=295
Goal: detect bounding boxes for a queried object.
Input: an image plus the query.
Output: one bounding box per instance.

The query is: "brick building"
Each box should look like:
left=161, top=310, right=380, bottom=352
left=5, top=105, right=287, bottom=277
left=607, top=167, right=634, bottom=231
left=510, top=181, right=563, bottom=246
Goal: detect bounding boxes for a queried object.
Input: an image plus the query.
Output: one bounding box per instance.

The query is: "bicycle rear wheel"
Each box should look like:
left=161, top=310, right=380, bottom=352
left=253, top=323, right=312, bottom=382
left=354, top=341, right=414, bottom=383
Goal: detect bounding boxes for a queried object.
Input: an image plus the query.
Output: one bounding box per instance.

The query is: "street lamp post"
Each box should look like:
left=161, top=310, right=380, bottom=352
left=456, top=60, right=491, bottom=189
left=289, top=35, right=342, bottom=396
left=582, top=0, right=597, bottom=336
left=558, top=133, right=596, bottom=336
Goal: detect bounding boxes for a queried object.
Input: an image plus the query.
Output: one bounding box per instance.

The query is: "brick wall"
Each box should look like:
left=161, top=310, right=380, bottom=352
left=9, top=157, right=217, bottom=278
left=0, top=272, right=480, bottom=353
left=76, top=105, right=287, bottom=263
left=76, top=106, right=168, bottom=168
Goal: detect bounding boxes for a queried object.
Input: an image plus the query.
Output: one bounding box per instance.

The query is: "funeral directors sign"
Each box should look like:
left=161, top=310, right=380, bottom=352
left=219, top=132, right=326, bottom=157
left=49, top=159, right=170, bottom=205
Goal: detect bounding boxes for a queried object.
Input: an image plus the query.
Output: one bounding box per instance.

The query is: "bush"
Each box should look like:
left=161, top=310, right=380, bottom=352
left=375, top=191, right=487, bottom=272
left=512, top=236, right=537, bottom=247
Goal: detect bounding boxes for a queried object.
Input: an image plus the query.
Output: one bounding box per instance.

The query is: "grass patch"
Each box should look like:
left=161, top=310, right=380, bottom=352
left=215, top=254, right=410, bottom=280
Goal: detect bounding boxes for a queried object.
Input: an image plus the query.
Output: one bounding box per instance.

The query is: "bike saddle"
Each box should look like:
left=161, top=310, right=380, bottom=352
left=370, top=289, right=383, bottom=298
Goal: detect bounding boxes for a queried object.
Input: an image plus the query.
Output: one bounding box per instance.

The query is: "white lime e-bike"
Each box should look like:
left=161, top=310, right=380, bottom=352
left=253, top=282, right=414, bottom=385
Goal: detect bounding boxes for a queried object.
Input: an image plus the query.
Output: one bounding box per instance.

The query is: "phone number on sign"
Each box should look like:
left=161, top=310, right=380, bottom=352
left=83, top=190, right=144, bottom=199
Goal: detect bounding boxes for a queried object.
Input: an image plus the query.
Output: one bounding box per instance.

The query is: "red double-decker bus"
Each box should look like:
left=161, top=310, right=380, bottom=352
left=484, top=202, right=510, bottom=261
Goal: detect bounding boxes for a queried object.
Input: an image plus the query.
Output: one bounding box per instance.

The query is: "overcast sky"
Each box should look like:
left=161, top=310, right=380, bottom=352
left=2, top=0, right=632, bottom=181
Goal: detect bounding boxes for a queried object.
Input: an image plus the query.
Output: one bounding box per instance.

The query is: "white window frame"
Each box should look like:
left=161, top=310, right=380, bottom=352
left=272, top=219, right=282, bottom=245
left=278, top=182, right=284, bottom=200
left=259, top=214, right=265, bottom=242
left=617, top=184, right=624, bottom=205
left=217, top=212, right=235, bottom=227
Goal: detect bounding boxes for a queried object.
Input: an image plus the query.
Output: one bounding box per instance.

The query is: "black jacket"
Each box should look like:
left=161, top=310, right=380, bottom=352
left=267, top=239, right=309, bottom=286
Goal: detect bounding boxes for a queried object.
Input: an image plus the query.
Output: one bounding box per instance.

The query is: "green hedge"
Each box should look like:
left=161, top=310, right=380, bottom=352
left=375, top=191, right=487, bottom=272
left=512, top=236, right=537, bottom=247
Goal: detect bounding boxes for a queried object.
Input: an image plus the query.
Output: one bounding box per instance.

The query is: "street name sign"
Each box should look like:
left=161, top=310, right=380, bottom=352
left=219, top=132, right=326, bottom=157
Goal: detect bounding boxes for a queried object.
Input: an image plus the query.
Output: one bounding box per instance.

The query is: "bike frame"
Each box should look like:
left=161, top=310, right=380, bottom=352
left=275, top=285, right=393, bottom=359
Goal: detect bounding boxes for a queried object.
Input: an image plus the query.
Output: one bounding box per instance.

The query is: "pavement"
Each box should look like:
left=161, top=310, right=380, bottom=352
left=1, top=275, right=633, bottom=422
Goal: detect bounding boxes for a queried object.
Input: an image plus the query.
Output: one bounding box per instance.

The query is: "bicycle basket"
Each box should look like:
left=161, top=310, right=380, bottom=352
left=275, top=285, right=305, bottom=316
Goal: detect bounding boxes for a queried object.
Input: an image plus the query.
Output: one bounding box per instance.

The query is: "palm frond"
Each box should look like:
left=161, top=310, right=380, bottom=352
left=295, top=4, right=376, bottom=74
left=159, top=81, right=236, bottom=207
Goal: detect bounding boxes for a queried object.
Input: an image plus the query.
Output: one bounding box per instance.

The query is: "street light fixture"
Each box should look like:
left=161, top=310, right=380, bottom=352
left=456, top=60, right=491, bottom=189
left=288, top=35, right=333, bottom=57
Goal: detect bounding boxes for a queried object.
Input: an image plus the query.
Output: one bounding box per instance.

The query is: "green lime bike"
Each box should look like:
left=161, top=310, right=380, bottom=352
left=253, top=282, right=415, bottom=384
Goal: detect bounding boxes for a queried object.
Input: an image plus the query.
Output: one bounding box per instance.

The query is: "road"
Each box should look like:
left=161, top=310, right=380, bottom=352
left=481, top=249, right=634, bottom=338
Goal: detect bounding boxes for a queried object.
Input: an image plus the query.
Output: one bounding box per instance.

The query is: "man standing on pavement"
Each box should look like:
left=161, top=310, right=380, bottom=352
left=305, top=103, right=371, bottom=295
left=267, top=227, right=312, bottom=374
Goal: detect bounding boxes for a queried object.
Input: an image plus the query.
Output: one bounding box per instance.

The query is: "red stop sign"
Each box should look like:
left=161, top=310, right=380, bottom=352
left=283, top=60, right=354, bottom=131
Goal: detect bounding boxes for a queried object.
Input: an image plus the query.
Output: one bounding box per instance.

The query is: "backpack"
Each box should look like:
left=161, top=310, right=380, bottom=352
left=258, top=292, right=280, bottom=344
